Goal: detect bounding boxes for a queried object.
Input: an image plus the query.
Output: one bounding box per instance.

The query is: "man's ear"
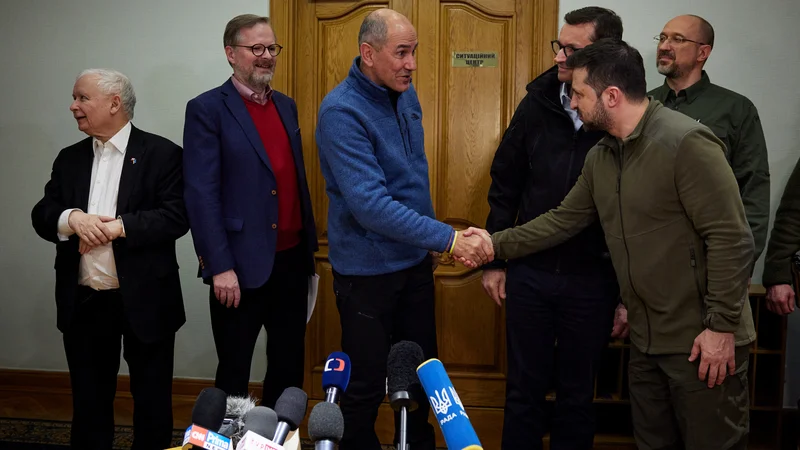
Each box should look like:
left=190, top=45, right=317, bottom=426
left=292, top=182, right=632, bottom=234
left=225, top=46, right=236, bottom=66
left=605, top=86, right=623, bottom=108
left=698, top=45, right=712, bottom=64
left=109, top=94, right=122, bottom=116
left=360, top=42, right=375, bottom=67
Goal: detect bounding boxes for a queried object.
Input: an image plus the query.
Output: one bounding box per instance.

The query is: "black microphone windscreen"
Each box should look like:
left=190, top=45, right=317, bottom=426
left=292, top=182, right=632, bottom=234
left=191, top=387, right=227, bottom=431
left=308, top=402, right=344, bottom=442
left=243, top=406, right=279, bottom=439
left=274, top=387, right=308, bottom=429
left=387, top=340, right=425, bottom=395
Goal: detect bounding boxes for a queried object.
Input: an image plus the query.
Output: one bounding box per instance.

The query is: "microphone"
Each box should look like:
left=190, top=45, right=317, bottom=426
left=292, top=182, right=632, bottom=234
left=322, top=351, right=351, bottom=404
left=417, top=358, right=483, bottom=450
left=235, top=406, right=281, bottom=450
left=182, top=387, right=233, bottom=449
left=308, top=401, right=344, bottom=450
left=272, top=387, right=308, bottom=445
left=218, top=395, right=257, bottom=445
left=387, top=341, right=425, bottom=450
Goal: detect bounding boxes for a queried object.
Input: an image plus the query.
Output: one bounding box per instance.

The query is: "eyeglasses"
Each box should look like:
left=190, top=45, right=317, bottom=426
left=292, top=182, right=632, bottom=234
left=653, top=35, right=708, bottom=46
left=231, top=43, right=283, bottom=57
left=551, top=40, right=581, bottom=57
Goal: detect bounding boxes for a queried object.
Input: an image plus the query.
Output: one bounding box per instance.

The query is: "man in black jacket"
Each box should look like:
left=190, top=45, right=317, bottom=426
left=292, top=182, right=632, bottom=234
left=483, top=7, right=624, bottom=449
left=32, top=69, right=188, bottom=450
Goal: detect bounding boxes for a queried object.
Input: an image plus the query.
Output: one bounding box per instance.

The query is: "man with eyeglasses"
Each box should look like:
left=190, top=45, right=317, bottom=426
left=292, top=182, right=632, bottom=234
left=649, top=15, right=770, bottom=271
left=482, top=7, right=624, bottom=449
left=182, top=14, right=318, bottom=407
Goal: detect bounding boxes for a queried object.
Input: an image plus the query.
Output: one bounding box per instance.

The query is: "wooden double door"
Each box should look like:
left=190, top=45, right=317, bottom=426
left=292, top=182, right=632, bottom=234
left=269, top=1, right=558, bottom=447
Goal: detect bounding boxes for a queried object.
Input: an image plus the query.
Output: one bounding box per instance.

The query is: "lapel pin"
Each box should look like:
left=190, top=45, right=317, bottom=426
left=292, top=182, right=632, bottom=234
left=130, top=157, right=137, bottom=165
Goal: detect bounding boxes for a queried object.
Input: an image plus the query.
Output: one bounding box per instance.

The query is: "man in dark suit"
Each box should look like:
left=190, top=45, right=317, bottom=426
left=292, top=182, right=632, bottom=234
left=32, top=68, right=188, bottom=450
left=182, top=14, right=318, bottom=407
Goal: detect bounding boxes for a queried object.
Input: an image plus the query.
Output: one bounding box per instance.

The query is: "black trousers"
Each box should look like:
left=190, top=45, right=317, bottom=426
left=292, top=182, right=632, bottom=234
left=502, top=265, right=619, bottom=450
left=333, top=255, right=438, bottom=450
left=63, top=286, right=175, bottom=450
left=210, top=244, right=308, bottom=408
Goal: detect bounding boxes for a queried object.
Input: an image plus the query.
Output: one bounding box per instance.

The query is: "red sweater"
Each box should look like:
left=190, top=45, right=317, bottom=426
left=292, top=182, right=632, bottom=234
left=242, top=96, right=302, bottom=251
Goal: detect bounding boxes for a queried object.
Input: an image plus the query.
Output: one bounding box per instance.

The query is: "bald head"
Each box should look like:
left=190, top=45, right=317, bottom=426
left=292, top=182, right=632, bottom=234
left=357, top=8, right=418, bottom=92
left=665, top=15, right=714, bottom=47
left=358, top=8, right=414, bottom=50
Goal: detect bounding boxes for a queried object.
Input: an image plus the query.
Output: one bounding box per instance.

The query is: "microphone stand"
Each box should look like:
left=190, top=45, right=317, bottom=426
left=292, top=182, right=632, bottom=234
left=391, top=391, right=412, bottom=450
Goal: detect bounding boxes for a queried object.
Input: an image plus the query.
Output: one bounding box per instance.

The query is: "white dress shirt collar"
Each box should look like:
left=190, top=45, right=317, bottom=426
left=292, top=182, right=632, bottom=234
left=93, top=121, right=132, bottom=155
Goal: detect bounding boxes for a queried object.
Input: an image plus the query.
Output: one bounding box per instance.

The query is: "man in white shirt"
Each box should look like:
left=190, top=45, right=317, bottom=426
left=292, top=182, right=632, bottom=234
left=32, top=68, right=189, bottom=450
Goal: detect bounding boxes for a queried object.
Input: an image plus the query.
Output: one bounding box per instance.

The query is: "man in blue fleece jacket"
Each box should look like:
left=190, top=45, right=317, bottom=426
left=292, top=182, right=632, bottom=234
left=316, top=8, right=492, bottom=450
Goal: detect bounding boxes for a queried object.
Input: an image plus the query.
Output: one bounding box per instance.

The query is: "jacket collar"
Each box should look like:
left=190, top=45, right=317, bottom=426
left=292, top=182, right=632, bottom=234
left=598, top=98, right=663, bottom=149
left=347, top=56, right=396, bottom=104
left=653, top=70, right=711, bottom=105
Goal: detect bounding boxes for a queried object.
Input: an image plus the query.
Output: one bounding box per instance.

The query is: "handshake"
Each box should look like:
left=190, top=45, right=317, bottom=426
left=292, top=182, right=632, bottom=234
left=452, top=227, right=494, bottom=268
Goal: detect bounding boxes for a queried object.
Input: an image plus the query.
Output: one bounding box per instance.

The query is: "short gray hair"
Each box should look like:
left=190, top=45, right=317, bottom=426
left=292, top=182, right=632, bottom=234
left=77, top=68, right=137, bottom=120
left=358, top=11, right=388, bottom=49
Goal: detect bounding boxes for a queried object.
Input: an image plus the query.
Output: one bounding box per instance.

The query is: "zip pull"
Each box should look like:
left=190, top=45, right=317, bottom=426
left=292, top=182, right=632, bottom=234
left=616, top=175, right=621, bottom=193
left=690, top=248, right=697, bottom=267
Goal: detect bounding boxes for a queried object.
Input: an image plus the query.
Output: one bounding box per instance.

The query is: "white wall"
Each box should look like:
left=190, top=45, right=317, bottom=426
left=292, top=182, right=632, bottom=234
left=558, top=0, right=800, bottom=407
left=0, top=0, right=271, bottom=380
left=1, top=0, right=799, bottom=406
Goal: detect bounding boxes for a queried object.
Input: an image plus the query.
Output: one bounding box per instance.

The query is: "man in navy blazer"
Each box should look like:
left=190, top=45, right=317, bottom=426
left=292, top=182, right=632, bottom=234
left=183, top=14, right=318, bottom=407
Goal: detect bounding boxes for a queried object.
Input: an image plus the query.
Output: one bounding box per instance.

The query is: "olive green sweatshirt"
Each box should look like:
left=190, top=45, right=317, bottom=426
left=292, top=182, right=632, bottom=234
left=491, top=99, right=756, bottom=354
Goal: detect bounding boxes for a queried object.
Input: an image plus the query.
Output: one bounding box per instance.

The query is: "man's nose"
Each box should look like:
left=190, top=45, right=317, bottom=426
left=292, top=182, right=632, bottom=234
left=554, top=48, right=567, bottom=64
left=406, top=55, right=417, bottom=71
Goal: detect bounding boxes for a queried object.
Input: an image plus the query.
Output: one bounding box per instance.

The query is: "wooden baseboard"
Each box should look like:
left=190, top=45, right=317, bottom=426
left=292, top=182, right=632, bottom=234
left=0, top=368, right=249, bottom=429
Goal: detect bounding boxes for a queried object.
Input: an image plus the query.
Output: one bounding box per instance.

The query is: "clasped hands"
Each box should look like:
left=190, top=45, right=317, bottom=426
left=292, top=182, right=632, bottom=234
left=68, top=210, right=123, bottom=255
left=452, top=227, right=494, bottom=268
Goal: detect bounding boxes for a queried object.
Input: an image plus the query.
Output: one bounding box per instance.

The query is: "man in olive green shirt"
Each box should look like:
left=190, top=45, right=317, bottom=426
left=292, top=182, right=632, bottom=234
left=461, top=39, right=754, bottom=449
left=763, top=157, right=800, bottom=315
left=650, top=15, right=770, bottom=263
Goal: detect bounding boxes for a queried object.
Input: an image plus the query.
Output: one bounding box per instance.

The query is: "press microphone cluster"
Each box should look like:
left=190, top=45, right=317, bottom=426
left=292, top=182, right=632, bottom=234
left=308, top=401, right=344, bottom=450
left=388, top=341, right=425, bottom=450
left=417, top=358, right=483, bottom=450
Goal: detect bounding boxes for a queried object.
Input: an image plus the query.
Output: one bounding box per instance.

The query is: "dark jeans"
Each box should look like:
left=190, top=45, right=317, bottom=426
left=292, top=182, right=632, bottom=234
left=64, top=287, right=175, bottom=450
left=333, top=255, right=438, bottom=450
left=502, top=265, right=619, bottom=450
left=210, top=244, right=308, bottom=408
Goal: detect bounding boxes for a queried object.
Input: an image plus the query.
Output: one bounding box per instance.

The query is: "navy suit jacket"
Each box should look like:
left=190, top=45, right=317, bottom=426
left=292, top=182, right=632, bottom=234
left=183, top=79, right=318, bottom=289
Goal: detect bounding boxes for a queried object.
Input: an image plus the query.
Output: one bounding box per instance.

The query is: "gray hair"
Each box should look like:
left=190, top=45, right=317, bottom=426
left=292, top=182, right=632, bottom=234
left=77, top=68, right=137, bottom=120
left=358, top=11, right=388, bottom=49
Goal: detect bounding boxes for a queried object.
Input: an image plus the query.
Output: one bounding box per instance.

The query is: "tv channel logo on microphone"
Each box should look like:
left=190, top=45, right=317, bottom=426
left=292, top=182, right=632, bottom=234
left=183, top=424, right=232, bottom=450
left=324, top=357, right=346, bottom=372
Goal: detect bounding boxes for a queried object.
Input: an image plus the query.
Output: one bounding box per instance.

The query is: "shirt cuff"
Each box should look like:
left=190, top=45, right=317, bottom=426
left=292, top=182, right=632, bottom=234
left=117, top=215, right=126, bottom=238
left=57, top=209, right=81, bottom=241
